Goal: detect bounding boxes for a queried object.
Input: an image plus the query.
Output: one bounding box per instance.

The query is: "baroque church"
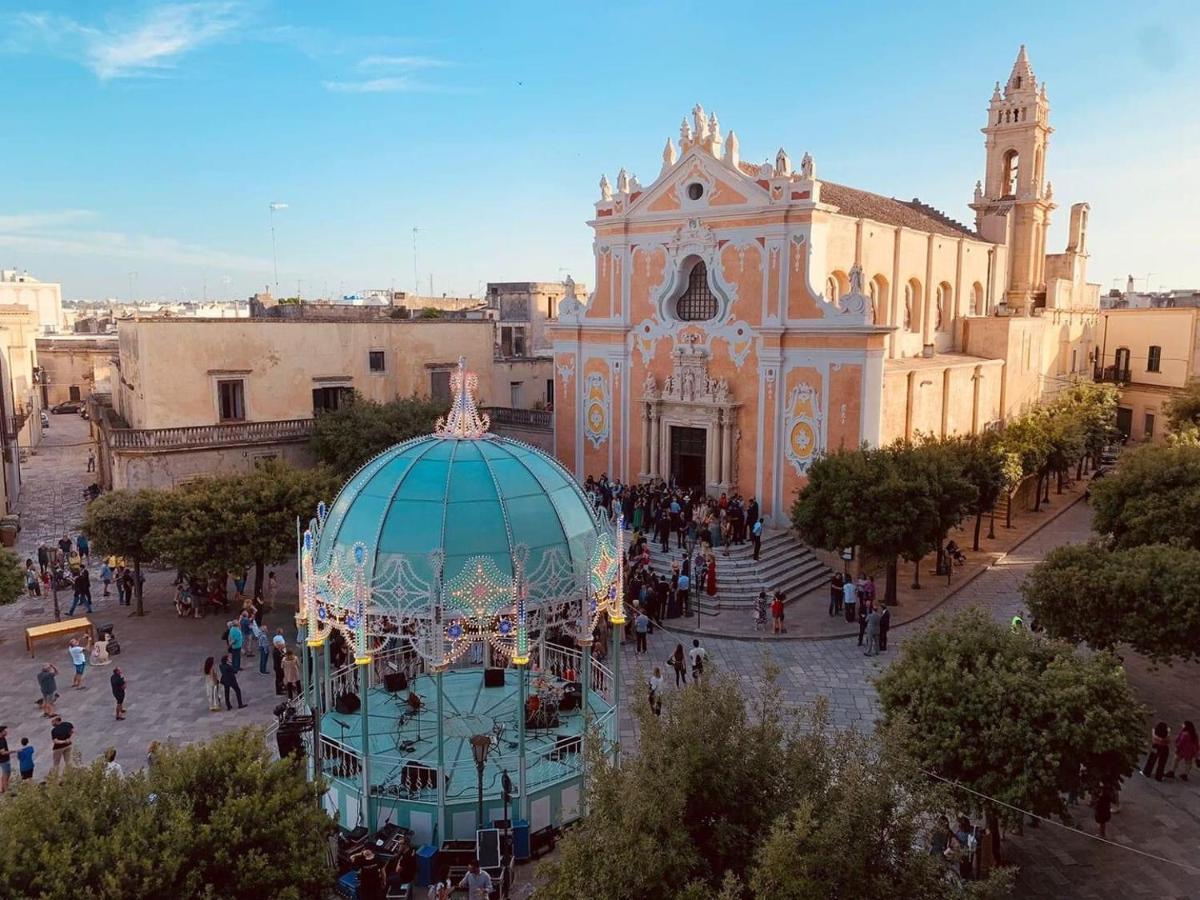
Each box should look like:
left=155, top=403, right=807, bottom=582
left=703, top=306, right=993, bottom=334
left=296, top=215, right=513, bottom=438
left=551, top=46, right=1099, bottom=524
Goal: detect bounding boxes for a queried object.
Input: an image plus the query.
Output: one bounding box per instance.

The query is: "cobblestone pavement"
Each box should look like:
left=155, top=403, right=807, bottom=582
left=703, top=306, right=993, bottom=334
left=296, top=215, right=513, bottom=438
left=619, top=499, right=1200, bottom=897
left=2, top=419, right=1195, bottom=896
left=0, top=417, right=288, bottom=778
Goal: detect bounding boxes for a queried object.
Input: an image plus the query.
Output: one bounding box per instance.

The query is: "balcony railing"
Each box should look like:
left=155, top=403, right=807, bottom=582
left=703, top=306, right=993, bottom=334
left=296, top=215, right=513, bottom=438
left=482, top=406, right=553, bottom=429
left=1095, top=365, right=1132, bottom=385
left=106, top=417, right=315, bottom=451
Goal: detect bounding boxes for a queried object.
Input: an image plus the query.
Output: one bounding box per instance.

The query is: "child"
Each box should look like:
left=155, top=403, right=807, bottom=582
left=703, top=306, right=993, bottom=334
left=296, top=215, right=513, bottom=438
left=17, top=738, right=33, bottom=781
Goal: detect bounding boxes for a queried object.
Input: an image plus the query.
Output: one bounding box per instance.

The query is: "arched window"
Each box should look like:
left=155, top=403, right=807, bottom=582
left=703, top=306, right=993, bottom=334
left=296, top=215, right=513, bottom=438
left=1001, top=150, right=1019, bottom=198
left=869, top=275, right=888, bottom=326
left=674, top=260, right=718, bottom=321
left=936, top=282, right=952, bottom=331
left=972, top=282, right=984, bottom=316
left=904, top=279, right=921, bottom=332
left=826, top=270, right=850, bottom=304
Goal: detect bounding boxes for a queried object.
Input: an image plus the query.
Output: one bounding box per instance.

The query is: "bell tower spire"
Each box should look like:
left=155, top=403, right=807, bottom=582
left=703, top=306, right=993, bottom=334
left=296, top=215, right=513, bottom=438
left=971, top=44, right=1055, bottom=313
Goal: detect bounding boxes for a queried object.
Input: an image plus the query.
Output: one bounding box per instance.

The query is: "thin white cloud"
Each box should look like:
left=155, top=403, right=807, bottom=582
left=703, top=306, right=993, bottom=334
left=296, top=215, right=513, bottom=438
left=15, top=2, right=248, bottom=80
left=358, top=54, right=450, bottom=70
left=322, top=76, right=452, bottom=94
left=0, top=212, right=269, bottom=272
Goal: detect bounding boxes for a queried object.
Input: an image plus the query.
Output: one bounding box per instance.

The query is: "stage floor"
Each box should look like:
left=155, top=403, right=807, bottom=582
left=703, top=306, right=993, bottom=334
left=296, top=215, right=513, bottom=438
left=320, top=667, right=608, bottom=805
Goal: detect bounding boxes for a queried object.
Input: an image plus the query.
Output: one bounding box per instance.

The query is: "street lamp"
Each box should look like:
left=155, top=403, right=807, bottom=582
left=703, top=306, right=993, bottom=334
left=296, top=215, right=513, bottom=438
left=469, top=734, right=492, bottom=829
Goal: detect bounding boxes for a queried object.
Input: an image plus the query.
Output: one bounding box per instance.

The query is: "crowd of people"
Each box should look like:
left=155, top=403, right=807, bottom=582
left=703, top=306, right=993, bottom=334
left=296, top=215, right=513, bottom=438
left=24, top=533, right=145, bottom=614
left=828, top=573, right=891, bottom=656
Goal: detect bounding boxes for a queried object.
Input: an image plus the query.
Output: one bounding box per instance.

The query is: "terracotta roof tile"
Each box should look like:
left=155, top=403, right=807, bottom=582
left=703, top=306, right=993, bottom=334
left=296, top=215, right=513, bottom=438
left=820, top=181, right=980, bottom=240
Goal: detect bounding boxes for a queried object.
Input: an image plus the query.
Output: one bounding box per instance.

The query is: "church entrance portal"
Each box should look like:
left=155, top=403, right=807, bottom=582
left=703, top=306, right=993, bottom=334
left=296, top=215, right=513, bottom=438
left=670, top=426, right=706, bottom=492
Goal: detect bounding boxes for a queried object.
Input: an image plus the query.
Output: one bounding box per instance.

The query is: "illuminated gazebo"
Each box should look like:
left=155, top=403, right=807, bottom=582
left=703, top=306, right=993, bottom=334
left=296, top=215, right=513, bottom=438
left=296, top=358, right=624, bottom=846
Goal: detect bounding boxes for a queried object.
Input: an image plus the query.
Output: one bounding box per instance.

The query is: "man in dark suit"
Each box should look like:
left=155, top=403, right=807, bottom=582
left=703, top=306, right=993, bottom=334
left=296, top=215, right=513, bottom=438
left=219, top=653, right=247, bottom=710
left=747, top=498, right=760, bottom=536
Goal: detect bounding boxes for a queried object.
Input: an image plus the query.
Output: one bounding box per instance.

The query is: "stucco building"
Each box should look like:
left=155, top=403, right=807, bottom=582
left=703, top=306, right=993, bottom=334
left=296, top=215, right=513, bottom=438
left=0, top=269, right=65, bottom=334
left=36, top=334, right=116, bottom=407
left=552, top=46, right=1100, bottom=522
left=1094, top=307, right=1200, bottom=442
left=93, top=317, right=498, bottom=489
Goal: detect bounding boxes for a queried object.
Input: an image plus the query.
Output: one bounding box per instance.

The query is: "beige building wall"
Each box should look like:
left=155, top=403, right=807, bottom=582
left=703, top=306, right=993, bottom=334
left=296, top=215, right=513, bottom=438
left=115, top=318, right=496, bottom=429
left=880, top=355, right=1004, bottom=443
left=109, top=441, right=316, bottom=491
left=0, top=270, right=65, bottom=333
left=490, top=358, right=555, bottom=410
left=36, top=336, right=116, bottom=406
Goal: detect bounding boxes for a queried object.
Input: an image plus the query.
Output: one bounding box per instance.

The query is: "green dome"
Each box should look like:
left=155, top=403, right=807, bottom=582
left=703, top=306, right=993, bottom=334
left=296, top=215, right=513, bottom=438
left=316, top=434, right=603, bottom=610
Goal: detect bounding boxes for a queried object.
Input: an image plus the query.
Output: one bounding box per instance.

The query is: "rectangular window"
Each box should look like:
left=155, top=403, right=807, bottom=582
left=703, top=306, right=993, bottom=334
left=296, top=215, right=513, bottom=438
left=513, top=329, right=526, bottom=357
left=500, top=326, right=513, bottom=357
left=510, top=381, right=523, bottom=409
left=368, top=350, right=386, bottom=372
left=312, top=386, right=352, bottom=413
left=430, top=370, right=451, bottom=405
left=1147, top=345, right=1162, bottom=372
left=1144, top=413, right=1156, bottom=440
left=546, top=378, right=554, bottom=406
left=217, top=379, right=245, bottom=421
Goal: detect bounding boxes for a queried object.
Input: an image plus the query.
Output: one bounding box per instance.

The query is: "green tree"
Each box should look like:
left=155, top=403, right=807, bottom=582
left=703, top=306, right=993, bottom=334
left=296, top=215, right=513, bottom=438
left=1091, top=443, right=1200, bottom=550
left=1058, top=380, right=1119, bottom=473
left=310, top=392, right=445, bottom=475
left=0, top=548, right=25, bottom=605
left=150, top=463, right=338, bottom=596
left=0, top=728, right=335, bottom=899
left=1163, top=377, right=1200, bottom=441
left=1023, top=542, right=1200, bottom=664
left=82, top=489, right=161, bottom=615
left=997, top=413, right=1048, bottom=514
left=909, top=437, right=979, bottom=583
left=537, top=669, right=1010, bottom=900
left=958, top=433, right=1008, bottom=550
left=876, top=608, right=1144, bottom=863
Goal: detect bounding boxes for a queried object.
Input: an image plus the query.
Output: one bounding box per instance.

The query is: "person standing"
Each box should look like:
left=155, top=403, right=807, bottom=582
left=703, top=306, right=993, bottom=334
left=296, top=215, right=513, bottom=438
left=688, top=639, right=707, bottom=680
left=37, top=664, right=58, bottom=717
left=857, top=601, right=870, bottom=647
left=24, top=559, right=41, bottom=598
left=1143, top=722, right=1171, bottom=781
left=219, top=653, right=246, bottom=710
left=68, top=570, right=92, bottom=616
left=253, top=620, right=270, bottom=675
left=864, top=606, right=881, bottom=656
left=120, top=568, right=134, bottom=607
left=1093, top=782, right=1113, bottom=838
left=265, top=571, right=278, bottom=611
left=1167, top=721, right=1197, bottom=781
left=647, top=667, right=663, bottom=716
left=67, top=637, right=90, bottom=689
left=842, top=578, right=857, bottom=624
left=770, top=592, right=785, bottom=635
left=0, top=725, right=10, bottom=793
left=705, top=552, right=718, bottom=598
left=751, top=518, right=763, bottom=561
left=75, top=533, right=90, bottom=565
left=878, top=603, right=891, bottom=652
left=634, top=608, right=649, bottom=654
left=16, top=738, right=34, bottom=782
left=87, top=449, right=96, bottom=473
left=49, top=716, right=74, bottom=774
left=457, top=860, right=494, bottom=900
left=37, top=544, right=50, bottom=575
left=669, top=643, right=687, bottom=687
left=272, top=638, right=286, bottom=696
left=282, top=649, right=302, bottom=701
left=829, top=573, right=843, bottom=617
left=99, top=561, right=112, bottom=597
left=203, top=657, right=221, bottom=712
left=676, top=571, right=690, bottom=619
left=110, top=667, right=126, bottom=720
left=226, top=620, right=244, bottom=673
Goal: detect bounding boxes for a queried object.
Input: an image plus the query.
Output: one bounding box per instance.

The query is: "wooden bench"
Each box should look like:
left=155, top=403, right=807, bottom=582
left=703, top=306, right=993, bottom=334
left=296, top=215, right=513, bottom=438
left=25, top=617, right=94, bottom=658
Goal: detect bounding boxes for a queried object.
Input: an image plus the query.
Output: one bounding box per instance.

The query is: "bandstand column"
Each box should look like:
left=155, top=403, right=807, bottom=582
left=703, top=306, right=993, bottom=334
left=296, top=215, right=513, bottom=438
left=579, top=638, right=593, bottom=818
left=358, top=656, right=373, bottom=832
left=435, top=667, right=447, bottom=843
left=516, top=659, right=529, bottom=821
left=322, top=641, right=332, bottom=714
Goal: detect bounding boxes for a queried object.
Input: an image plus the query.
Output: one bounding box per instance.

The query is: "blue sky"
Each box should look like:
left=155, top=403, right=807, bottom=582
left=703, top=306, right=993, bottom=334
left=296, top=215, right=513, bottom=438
left=1, top=1, right=1197, bottom=301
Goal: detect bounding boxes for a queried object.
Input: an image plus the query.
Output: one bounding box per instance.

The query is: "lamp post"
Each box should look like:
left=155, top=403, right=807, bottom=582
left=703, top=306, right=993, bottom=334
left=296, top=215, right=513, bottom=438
left=470, top=734, right=492, bottom=830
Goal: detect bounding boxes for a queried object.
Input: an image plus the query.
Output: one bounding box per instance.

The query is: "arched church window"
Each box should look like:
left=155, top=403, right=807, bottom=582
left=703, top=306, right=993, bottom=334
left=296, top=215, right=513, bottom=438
left=674, top=261, right=718, bottom=321
left=936, top=282, right=952, bottom=331
left=972, top=282, right=984, bottom=316
left=903, top=282, right=915, bottom=331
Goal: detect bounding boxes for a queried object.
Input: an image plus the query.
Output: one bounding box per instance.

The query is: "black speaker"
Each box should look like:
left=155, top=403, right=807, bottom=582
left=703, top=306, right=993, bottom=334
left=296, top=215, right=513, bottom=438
left=384, top=671, right=408, bottom=693
left=335, top=692, right=361, bottom=714
left=276, top=727, right=306, bottom=759
left=483, top=667, right=505, bottom=688
left=558, top=690, right=579, bottom=713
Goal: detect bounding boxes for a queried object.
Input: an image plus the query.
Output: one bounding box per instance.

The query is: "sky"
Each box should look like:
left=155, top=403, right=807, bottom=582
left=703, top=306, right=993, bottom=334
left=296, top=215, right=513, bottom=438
left=1, top=1, right=1198, bottom=302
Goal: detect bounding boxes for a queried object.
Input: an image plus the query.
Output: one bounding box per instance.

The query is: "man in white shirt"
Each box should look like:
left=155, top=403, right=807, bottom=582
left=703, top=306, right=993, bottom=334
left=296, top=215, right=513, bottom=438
left=67, top=637, right=91, bottom=689
left=458, top=860, right=493, bottom=900
left=689, top=639, right=707, bottom=679
left=842, top=578, right=857, bottom=624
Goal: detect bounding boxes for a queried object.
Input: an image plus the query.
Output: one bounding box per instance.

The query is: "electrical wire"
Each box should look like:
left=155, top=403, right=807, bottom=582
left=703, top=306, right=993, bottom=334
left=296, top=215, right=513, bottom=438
left=920, top=768, right=1200, bottom=874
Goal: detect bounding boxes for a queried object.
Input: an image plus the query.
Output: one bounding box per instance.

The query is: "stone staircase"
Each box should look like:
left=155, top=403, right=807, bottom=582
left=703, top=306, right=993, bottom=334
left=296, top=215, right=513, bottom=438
left=631, top=528, right=831, bottom=614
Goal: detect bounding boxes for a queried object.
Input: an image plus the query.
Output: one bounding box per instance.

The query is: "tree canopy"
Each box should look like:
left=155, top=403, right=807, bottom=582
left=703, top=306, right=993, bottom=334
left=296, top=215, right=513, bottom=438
left=1163, top=378, right=1200, bottom=441
left=82, top=488, right=160, bottom=614
left=1023, top=541, right=1200, bottom=664
left=537, top=667, right=1011, bottom=899
left=876, top=608, right=1144, bottom=860
left=0, top=548, right=25, bottom=605
left=0, top=728, right=335, bottom=899
left=310, top=392, right=445, bottom=475
left=1090, top=443, right=1200, bottom=550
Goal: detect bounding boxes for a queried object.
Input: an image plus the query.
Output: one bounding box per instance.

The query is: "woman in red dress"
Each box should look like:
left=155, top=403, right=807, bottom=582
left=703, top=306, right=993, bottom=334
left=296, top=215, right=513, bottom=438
left=705, top=551, right=718, bottom=597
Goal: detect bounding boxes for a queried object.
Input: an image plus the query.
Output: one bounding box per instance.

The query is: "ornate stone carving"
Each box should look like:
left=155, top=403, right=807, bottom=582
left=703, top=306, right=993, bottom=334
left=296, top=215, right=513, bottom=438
left=616, top=168, right=630, bottom=194
left=775, top=147, right=791, bottom=177
left=662, top=138, right=677, bottom=171
left=660, top=345, right=731, bottom=406
left=629, top=174, right=642, bottom=193
left=784, top=382, right=824, bottom=475
left=642, top=370, right=658, bottom=399
left=558, top=276, right=587, bottom=322
left=583, top=371, right=610, bottom=449
left=555, top=355, right=575, bottom=387
left=800, top=152, right=815, bottom=179
left=599, top=174, right=612, bottom=201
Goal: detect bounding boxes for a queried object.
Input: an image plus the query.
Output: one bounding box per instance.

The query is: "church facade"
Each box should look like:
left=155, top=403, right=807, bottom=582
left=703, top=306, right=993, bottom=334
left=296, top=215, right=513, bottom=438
left=551, top=47, right=1099, bottom=523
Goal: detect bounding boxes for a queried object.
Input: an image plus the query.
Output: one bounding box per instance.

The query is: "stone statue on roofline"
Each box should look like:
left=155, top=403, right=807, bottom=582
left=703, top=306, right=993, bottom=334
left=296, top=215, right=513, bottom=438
left=599, top=174, right=612, bottom=201
left=800, top=152, right=815, bottom=179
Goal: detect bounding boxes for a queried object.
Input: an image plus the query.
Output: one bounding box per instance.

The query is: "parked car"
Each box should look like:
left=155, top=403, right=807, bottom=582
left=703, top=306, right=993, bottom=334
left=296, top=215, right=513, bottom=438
left=50, top=400, right=83, bottom=414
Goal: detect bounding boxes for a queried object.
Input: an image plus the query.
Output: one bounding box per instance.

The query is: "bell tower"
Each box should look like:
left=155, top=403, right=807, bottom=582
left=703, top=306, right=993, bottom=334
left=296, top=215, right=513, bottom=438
left=970, top=45, right=1056, bottom=312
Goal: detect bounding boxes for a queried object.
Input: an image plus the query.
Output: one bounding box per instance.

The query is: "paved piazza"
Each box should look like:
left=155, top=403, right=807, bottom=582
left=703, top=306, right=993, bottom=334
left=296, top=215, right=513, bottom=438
left=1, top=416, right=1196, bottom=897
